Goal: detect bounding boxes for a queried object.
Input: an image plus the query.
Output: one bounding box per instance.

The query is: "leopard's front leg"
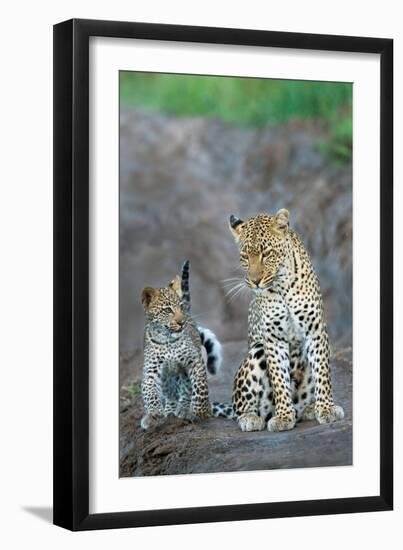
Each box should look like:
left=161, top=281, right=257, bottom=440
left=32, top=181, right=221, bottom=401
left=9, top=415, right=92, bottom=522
left=175, top=374, right=192, bottom=419
left=140, top=373, right=164, bottom=430
left=259, top=295, right=296, bottom=432
left=265, top=337, right=296, bottom=432
left=186, top=355, right=212, bottom=420
left=306, top=328, right=344, bottom=425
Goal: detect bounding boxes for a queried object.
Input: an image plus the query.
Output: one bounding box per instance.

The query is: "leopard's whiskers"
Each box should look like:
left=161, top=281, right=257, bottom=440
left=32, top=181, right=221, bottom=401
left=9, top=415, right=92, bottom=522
left=221, top=282, right=243, bottom=290
left=227, top=284, right=246, bottom=304
left=224, top=281, right=244, bottom=298
left=220, top=277, right=244, bottom=290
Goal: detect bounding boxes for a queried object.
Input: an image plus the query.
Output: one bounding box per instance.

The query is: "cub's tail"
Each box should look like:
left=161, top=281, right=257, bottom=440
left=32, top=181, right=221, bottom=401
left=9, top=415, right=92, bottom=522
left=212, top=401, right=234, bottom=419
left=198, top=326, right=223, bottom=375
left=180, top=260, right=223, bottom=375
left=181, top=259, right=191, bottom=314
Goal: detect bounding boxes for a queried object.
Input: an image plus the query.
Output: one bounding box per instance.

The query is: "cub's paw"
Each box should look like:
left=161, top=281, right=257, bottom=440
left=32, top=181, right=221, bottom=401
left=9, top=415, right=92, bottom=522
left=238, top=413, right=265, bottom=432
left=267, top=415, right=296, bottom=432
left=140, top=413, right=163, bottom=431
left=176, top=408, right=193, bottom=420
left=315, top=404, right=345, bottom=425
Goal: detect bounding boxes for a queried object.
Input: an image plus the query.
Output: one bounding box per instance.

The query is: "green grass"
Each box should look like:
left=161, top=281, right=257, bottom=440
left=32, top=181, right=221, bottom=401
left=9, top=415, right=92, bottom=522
left=120, top=72, right=352, bottom=163
left=319, top=112, right=353, bottom=164
left=120, top=72, right=352, bottom=128
left=128, top=382, right=140, bottom=400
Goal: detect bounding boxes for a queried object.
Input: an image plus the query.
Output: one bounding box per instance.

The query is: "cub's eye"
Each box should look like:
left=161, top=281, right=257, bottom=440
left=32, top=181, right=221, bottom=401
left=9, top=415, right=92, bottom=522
left=240, top=253, right=248, bottom=261
left=162, top=307, right=174, bottom=314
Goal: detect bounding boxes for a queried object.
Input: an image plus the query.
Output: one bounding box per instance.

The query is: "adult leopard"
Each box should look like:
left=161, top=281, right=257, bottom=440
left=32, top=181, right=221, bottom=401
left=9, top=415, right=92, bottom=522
left=214, top=209, right=344, bottom=432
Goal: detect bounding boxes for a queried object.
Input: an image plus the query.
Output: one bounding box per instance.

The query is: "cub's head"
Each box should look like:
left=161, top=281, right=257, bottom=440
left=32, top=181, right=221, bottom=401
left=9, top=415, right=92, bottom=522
left=141, top=275, right=186, bottom=332
left=229, top=209, right=290, bottom=290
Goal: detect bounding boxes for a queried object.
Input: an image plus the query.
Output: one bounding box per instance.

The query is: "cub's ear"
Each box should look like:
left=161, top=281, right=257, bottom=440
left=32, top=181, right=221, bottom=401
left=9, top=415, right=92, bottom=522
left=169, top=275, right=182, bottom=298
left=274, top=208, right=290, bottom=233
left=141, top=287, right=157, bottom=309
left=229, top=215, right=244, bottom=241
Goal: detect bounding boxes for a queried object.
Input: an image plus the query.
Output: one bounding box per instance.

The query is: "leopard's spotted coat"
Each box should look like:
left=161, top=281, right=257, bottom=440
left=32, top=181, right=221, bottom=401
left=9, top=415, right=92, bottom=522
left=213, top=210, right=344, bottom=432
left=140, top=261, right=222, bottom=430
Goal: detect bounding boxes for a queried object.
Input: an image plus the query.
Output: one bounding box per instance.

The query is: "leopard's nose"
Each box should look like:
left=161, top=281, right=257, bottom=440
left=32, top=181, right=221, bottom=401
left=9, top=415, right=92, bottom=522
left=176, top=317, right=185, bottom=326
left=251, top=277, right=262, bottom=287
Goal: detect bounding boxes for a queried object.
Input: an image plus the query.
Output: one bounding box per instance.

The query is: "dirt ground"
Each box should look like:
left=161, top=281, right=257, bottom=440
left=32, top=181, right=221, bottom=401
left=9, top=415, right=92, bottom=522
left=120, top=341, right=352, bottom=477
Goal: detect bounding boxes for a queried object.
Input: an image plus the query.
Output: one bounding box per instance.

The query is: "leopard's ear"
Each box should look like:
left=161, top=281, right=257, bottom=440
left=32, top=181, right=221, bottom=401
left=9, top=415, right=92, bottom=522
left=229, top=215, right=245, bottom=242
left=169, top=275, right=182, bottom=298
left=141, top=287, right=157, bottom=309
left=274, top=208, right=290, bottom=233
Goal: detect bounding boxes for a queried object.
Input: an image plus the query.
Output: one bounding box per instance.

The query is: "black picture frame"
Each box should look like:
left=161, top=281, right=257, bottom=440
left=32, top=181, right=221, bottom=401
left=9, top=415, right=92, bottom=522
left=53, top=18, right=393, bottom=531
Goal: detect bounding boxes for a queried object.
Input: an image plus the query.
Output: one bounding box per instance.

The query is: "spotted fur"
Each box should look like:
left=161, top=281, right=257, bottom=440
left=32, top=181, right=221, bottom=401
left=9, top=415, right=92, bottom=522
left=219, top=210, right=344, bottom=432
left=181, top=260, right=222, bottom=375
left=140, top=261, right=221, bottom=430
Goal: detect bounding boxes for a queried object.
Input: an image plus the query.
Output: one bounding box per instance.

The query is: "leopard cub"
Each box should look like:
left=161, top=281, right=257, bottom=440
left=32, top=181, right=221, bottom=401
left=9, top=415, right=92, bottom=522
left=140, top=261, right=222, bottom=430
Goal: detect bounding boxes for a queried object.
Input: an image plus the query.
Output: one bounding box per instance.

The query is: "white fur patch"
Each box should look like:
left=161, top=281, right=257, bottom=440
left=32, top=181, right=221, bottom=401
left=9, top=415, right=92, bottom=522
left=198, top=326, right=223, bottom=374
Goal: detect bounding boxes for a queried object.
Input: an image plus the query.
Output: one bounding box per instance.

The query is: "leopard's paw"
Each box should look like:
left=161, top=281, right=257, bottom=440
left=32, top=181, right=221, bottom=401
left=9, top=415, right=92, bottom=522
left=301, top=402, right=316, bottom=421
left=315, top=404, right=345, bottom=425
left=140, top=413, right=163, bottom=431
left=176, top=408, right=192, bottom=420
left=238, top=413, right=265, bottom=432
left=190, top=403, right=212, bottom=420
left=267, top=414, right=296, bottom=432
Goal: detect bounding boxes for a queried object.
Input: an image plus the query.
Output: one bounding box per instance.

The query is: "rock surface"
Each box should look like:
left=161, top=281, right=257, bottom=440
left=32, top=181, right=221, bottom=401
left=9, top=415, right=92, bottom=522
left=120, top=341, right=352, bottom=477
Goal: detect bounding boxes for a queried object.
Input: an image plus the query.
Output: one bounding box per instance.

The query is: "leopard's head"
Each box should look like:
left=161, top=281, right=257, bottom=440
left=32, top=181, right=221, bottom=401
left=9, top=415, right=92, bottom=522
left=229, top=209, right=290, bottom=290
left=141, top=275, right=186, bottom=332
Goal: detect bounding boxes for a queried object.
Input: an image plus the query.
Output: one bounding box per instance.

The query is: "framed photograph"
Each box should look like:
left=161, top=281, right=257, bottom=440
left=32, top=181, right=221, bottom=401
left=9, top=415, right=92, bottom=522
left=53, top=19, right=393, bottom=530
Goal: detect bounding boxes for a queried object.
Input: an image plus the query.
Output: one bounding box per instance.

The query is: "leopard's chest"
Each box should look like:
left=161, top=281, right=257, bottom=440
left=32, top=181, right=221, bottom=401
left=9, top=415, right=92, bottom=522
left=145, top=327, right=199, bottom=373
left=286, top=309, right=306, bottom=346
left=161, top=357, right=185, bottom=376
left=249, top=294, right=305, bottom=347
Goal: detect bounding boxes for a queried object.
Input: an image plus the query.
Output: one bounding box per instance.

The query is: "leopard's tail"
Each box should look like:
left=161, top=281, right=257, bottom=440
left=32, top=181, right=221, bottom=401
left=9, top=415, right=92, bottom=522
left=212, top=401, right=234, bottom=419
left=181, top=260, right=222, bottom=374
left=198, top=326, right=223, bottom=375
left=181, top=259, right=191, bottom=314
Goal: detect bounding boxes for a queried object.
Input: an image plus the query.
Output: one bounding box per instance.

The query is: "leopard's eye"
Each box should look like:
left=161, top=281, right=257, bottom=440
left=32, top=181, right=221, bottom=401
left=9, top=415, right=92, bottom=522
left=240, top=252, right=248, bottom=261
left=262, top=250, right=275, bottom=260
left=162, top=306, right=174, bottom=314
